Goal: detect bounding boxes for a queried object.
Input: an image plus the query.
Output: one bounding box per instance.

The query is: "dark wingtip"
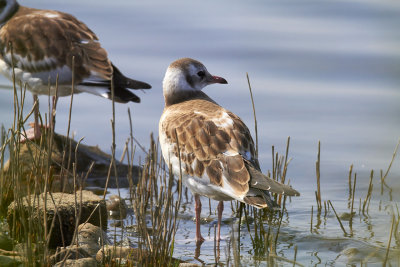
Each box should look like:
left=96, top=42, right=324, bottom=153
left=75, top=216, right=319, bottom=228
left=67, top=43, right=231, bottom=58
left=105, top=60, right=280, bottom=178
left=112, top=63, right=152, bottom=90
left=124, top=96, right=140, bottom=103
left=110, top=89, right=141, bottom=103
left=142, top=82, right=152, bottom=89
left=131, top=96, right=141, bottom=103
left=127, top=80, right=151, bottom=90
left=283, top=187, right=300, bottom=197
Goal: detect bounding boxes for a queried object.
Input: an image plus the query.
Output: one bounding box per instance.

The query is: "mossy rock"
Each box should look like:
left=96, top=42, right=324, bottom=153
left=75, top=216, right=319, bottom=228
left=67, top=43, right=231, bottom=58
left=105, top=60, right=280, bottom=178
left=7, top=191, right=107, bottom=249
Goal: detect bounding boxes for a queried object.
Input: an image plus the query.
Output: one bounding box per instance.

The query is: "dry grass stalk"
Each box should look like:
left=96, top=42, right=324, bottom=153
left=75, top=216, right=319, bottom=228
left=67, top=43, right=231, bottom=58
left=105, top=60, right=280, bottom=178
left=242, top=137, right=294, bottom=258
left=3, top=45, right=56, bottom=263
left=381, top=139, right=399, bottom=183
left=246, top=73, right=258, bottom=158
left=310, top=206, right=313, bottom=233
left=130, top=133, right=182, bottom=266
left=350, top=173, right=357, bottom=229
left=272, top=145, right=275, bottom=181
left=348, top=164, right=353, bottom=209
left=274, top=198, right=287, bottom=246
left=394, top=214, right=400, bottom=248
left=278, top=137, right=291, bottom=205
left=328, top=200, right=348, bottom=236
left=315, top=141, right=322, bottom=211
left=268, top=138, right=292, bottom=206
left=379, top=141, right=399, bottom=198
left=59, top=56, right=75, bottom=192
left=383, top=215, right=395, bottom=267
left=362, top=170, right=374, bottom=215
left=126, top=108, right=138, bottom=200
left=102, top=77, right=117, bottom=200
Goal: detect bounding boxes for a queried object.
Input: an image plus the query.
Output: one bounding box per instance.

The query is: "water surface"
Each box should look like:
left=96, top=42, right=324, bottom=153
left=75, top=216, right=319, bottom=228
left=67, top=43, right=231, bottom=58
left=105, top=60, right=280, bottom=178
left=1, top=0, right=400, bottom=265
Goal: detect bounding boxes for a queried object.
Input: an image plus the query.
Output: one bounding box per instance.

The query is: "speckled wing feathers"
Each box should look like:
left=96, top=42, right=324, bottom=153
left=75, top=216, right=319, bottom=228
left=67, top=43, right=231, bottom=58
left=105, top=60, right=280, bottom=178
left=162, top=99, right=254, bottom=197
left=0, top=6, right=112, bottom=82
left=161, top=97, right=300, bottom=207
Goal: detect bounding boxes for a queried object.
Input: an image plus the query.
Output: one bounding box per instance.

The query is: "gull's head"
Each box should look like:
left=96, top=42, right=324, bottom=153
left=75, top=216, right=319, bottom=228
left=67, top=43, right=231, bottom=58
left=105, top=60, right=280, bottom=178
left=163, top=58, right=227, bottom=99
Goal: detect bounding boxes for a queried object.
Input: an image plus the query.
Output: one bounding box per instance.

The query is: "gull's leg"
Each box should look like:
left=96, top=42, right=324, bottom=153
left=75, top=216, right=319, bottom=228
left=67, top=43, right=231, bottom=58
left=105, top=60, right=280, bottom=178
left=21, top=94, right=41, bottom=142
left=195, top=194, right=205, bottom=243
left=33, top=94, right=41, bottom=139
left=51, top=95, right=58, bottom=133
left=217, top=201, right=224, bottom=242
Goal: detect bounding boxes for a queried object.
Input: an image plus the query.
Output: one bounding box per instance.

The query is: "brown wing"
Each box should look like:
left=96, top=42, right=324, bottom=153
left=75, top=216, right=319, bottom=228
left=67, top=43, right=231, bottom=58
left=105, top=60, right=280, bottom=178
left=162, top=99, right=258, bottom=198
left=0, top=6, right=112, bottom=82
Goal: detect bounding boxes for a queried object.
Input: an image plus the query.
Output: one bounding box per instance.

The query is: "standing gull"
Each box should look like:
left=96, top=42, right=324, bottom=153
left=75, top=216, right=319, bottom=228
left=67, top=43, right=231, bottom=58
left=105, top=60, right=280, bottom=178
left=0, top=0, right=151, bottom=140
left=159, top=58, right=300, bottom=243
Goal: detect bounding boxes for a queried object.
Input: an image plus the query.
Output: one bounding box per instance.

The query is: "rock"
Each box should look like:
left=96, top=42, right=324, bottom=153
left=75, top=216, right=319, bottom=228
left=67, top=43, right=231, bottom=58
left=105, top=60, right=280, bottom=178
left=96, top=245, right=143, bottom=265
left=53, top=258, right=97, bottom=267
left=50, top=223, right=110, bottom=265
left=7, top=191, right=107, bottom=248
left=49, top=246, right=91, bottom=265
left=73, top=223, right=110, bottom=256
left=106, top=195, right=128, bottom=219
left=96, top=245, right=194, bottom=266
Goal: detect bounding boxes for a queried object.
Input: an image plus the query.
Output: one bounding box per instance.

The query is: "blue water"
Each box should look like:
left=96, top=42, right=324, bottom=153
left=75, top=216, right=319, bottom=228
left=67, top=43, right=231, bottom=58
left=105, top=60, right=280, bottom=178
left=1, top=0, right=400, bottom=265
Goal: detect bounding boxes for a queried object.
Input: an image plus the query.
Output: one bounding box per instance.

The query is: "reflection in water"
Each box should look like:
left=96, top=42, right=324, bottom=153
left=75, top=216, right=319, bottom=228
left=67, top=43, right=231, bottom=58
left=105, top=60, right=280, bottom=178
left=213, top=225, right=221, bottom=265
left=194, top=225, right=221, bottom=265
left=194, top=242, right=205, bottom=265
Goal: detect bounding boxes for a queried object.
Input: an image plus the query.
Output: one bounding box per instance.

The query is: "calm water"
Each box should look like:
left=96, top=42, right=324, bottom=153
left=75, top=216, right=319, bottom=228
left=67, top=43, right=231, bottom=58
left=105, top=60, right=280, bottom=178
left=1, top=0, right=400, bottom=265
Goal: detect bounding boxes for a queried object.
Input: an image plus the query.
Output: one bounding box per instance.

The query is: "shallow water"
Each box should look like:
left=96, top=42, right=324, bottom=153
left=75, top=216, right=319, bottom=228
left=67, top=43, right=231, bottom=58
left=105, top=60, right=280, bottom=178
left=1, top=0, right=400, bottom=265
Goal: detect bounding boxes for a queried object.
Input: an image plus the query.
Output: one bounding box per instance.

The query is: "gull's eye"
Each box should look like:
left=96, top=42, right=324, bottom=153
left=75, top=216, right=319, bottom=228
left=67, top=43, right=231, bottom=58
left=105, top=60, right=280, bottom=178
left=197, top=71, right=205, bottom=78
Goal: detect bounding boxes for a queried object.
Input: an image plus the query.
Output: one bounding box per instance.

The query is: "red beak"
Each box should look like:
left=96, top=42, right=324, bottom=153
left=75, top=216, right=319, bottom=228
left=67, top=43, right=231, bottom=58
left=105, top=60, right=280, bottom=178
left=211, top=75, right=228, bottom=84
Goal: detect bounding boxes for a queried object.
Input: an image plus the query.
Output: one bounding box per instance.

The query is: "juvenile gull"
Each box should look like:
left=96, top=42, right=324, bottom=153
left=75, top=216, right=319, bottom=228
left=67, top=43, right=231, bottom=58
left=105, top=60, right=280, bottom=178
left=159, top=58, right=300, bottom=243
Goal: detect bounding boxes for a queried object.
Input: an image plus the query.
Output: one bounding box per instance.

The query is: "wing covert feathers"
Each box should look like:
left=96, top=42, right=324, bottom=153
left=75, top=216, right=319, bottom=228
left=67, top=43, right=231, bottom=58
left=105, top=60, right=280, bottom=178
left=0, top=6, right=112, bottom=82
left=161, top=98, right=300, bottom=209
